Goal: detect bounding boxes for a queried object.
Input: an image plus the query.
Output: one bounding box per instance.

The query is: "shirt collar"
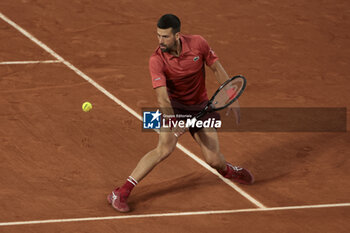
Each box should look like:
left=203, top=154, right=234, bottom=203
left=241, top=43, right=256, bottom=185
left=163, top=35, right=190, bottom=59
left=180, top=35, right=190, bottom=55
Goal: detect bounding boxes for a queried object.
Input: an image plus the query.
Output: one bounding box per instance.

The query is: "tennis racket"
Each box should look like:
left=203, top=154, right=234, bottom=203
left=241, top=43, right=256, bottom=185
left=194, top=75, right=247, bottom=120
left=172, top=75, right=246, bottom=137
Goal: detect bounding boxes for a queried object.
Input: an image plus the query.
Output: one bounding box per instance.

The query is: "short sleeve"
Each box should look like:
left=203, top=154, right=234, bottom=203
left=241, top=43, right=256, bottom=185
left=198, top=36, right=219, bottom=66
left=149, top=55, right=166, bottom=88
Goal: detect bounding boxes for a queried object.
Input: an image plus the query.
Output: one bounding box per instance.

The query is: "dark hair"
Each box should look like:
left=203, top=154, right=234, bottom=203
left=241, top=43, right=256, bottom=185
left=157, top=14, right=181, bottom=34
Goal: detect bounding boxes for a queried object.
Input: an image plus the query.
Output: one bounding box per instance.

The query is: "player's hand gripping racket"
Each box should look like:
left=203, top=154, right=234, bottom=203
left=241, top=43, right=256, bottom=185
left=174, top=75, right=247, bottom=137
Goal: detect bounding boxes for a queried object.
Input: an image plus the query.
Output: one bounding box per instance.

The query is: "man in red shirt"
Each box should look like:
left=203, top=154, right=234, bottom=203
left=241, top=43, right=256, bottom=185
left=108, top=14, right=254, bottom=213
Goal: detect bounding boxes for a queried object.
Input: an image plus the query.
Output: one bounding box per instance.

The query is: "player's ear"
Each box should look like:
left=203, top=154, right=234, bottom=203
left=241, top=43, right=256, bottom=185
left=175, top=32, right=180, bottom=40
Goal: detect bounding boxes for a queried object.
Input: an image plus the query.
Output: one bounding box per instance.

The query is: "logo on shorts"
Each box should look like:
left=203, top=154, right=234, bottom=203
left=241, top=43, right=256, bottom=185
left=143, top=110, right=162, bottom=129
left=193, top=56, right=199, bottom=62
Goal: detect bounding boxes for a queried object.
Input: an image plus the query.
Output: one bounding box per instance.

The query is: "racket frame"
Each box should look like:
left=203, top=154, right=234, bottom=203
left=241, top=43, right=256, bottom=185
left=194, top=75, right=247, bottom=120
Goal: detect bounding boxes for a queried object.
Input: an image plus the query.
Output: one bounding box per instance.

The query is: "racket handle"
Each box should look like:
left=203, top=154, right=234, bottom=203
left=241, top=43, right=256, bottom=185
left=189, top=117, right=198, bottom=124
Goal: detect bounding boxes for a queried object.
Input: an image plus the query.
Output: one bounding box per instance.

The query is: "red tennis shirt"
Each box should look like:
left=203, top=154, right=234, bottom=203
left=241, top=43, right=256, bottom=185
left=149, top=35, right=218, bottom=105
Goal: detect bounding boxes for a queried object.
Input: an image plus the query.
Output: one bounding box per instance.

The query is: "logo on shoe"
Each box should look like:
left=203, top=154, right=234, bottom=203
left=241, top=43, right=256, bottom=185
left=111, top=192, right=117, bottom=202
left=229, top=164, right=243, bottom=172
left=143, top=110, right=162, bottom=129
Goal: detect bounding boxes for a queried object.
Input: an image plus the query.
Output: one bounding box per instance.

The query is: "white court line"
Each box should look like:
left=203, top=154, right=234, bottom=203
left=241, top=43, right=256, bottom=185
left=176, top=144, right=265, bottom=208
left=0, top=60, right=61, bottom=65
left=0, top=203, right=349, bottom=227
left=0, top=12, right=266, bottom=208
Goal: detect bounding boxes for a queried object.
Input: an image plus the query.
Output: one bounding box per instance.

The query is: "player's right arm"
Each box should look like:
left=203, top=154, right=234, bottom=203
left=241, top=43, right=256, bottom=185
left=154, top=81, right=185, bottom=136
left=149, top=55, right=183, bottom=135
left=154, top=86, right=175, bottom=117
left=149, top=55, right=174, bottom=117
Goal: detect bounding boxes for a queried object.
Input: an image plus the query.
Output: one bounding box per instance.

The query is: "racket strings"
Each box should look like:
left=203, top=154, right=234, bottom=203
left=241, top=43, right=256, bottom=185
left=212, top=79, right=244, bottom=109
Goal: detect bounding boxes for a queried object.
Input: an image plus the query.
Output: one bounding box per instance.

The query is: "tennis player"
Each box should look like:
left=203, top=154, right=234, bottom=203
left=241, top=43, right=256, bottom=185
left=108, top=14, right=254, bottom=212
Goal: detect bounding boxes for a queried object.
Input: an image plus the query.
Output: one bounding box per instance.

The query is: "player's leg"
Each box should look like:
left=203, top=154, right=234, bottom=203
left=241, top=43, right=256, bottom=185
left=108, top=130, right=177, bottom=212
left=192, top=128, right=226, bottom=171
left=130, top=130, right=177, bottom=182
left=192, top=128, right=254, bottom=185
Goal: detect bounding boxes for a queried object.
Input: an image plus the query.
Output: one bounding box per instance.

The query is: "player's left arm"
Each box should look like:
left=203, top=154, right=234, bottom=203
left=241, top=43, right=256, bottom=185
left=209, top=60, right=241, bottom=124
left=208, top=60, right=230, bottom=84
left=199, top=35, right=240, bottom=123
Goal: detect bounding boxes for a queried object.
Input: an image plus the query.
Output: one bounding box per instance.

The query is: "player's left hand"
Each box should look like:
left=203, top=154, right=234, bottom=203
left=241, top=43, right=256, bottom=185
left=226, top=100, right=240, bottom=125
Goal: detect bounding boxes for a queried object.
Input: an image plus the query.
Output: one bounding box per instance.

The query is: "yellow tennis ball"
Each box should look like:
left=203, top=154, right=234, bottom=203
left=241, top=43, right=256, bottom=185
left=82, top=102, right=92, bottom=112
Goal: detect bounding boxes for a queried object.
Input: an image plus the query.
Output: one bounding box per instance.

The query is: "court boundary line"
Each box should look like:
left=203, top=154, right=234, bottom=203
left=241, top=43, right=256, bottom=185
left=0, top=60, right=61, bottom=65
left=0, top=12, right=266, bottom=208
left=0, top=202, right=349, bottom=227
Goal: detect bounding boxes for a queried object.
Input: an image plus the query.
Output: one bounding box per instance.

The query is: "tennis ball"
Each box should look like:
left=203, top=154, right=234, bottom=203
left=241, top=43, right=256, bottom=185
left=82, top=102, right=92, bottom=112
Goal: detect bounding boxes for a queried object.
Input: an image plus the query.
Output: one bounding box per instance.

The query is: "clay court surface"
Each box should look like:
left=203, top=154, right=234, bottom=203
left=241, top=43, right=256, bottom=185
left=0, top=0, right=350, bottom=232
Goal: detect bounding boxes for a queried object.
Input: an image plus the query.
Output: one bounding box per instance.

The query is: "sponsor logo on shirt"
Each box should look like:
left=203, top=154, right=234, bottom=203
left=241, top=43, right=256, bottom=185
left=153, top=77, right=161, bottom=81
left=193, top=56, right=200, bottom=62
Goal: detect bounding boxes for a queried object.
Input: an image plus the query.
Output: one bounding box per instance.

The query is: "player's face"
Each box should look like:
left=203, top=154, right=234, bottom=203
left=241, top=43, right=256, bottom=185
left=157, top=27, right=178, bottom=52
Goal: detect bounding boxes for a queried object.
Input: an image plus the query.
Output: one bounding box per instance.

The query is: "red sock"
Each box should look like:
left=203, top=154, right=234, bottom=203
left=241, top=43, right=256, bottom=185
left=119, top=176, right=138, bottom=197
